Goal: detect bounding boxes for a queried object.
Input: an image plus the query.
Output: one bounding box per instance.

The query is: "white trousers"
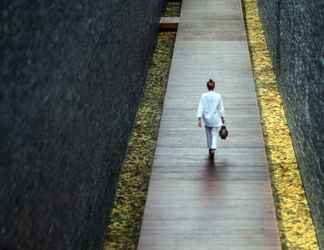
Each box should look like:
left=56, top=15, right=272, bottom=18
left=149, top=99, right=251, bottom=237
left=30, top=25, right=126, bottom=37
left=205, top=126, right=220, bottom=150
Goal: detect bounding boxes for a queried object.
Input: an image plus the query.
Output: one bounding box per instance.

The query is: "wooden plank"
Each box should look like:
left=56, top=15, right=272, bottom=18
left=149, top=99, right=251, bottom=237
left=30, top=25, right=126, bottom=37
left=137, top=0, right=282, bottom=249
left=160, top=17, right=180, bottom=31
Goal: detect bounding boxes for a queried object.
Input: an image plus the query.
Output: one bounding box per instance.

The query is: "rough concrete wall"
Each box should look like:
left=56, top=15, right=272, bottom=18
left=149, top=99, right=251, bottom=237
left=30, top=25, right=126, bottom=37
left=257, top=0, right=324, bottom=248
left=0, top=0, right=162, bottom=249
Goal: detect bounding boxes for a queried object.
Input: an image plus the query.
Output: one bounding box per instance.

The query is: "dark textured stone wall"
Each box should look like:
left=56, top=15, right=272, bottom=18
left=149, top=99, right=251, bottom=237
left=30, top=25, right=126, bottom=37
left=257, top=0, right=324, bottom=248
left=0, top=0, right=162, bottom=249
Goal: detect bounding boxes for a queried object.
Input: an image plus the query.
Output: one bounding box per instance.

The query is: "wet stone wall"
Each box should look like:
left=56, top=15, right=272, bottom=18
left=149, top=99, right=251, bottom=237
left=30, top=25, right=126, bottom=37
left=257, top=0, right=324, bottom=248
left=0, top=0, right=162, bottom=249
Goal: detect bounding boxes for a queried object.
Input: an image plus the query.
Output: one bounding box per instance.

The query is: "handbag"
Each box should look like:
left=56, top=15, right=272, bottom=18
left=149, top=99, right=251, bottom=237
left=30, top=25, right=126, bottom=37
left=219, top=125, right=229, bottom=140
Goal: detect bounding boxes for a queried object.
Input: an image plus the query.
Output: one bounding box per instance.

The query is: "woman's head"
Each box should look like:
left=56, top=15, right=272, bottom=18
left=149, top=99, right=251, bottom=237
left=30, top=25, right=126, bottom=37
left=207, top=79, right=215, bottom=90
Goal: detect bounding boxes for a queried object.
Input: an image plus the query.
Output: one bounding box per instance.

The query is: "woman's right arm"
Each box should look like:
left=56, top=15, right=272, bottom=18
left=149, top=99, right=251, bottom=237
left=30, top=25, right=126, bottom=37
left=219, top=95, right=225, bottom=124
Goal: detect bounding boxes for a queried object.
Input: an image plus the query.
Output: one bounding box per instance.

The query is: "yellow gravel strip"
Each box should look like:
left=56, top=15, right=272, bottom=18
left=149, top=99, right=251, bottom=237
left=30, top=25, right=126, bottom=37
left=241, top=0, right=319, bottom=249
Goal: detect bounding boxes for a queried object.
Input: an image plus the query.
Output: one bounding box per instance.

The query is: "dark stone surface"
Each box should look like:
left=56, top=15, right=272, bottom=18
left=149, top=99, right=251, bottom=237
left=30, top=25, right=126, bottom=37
left=257, top=0, right=324, bottom=248
left=0, top=0, right=162, bottom=249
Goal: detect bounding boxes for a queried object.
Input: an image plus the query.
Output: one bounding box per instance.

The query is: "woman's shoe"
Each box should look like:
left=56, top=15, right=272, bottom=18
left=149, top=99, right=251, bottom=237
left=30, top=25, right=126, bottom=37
left=208, top=150, right=214, bottom=159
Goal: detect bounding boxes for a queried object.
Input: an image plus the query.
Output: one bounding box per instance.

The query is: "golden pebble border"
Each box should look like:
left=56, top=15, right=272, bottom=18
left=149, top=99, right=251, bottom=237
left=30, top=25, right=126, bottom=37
left=241, top=0, right=320, bottom=249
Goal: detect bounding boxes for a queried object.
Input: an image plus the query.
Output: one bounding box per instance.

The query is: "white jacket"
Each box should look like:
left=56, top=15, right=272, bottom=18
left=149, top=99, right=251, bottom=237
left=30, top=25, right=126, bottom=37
left=197, top=91, right=225, bottom=127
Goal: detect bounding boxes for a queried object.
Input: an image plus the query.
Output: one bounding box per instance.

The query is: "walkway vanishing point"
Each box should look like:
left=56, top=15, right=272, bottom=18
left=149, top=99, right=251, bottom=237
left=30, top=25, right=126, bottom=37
left=137, top=0, right=282, bottom=249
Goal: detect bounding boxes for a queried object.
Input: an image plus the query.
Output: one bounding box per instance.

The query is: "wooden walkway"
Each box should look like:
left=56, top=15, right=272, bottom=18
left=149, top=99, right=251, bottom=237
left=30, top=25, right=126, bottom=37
left=137, top=0, right=282, bottom=249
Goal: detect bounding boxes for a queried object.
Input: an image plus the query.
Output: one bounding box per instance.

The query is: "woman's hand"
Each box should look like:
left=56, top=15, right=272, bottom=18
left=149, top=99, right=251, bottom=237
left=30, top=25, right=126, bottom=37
left=198, top=119, right=202, bottom=128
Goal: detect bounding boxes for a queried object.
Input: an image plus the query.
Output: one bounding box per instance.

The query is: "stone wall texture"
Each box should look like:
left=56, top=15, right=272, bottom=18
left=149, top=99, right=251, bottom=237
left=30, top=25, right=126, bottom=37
left=0, top=0, right=162, bottom=249
left=257, top=0, right=324, bottom=248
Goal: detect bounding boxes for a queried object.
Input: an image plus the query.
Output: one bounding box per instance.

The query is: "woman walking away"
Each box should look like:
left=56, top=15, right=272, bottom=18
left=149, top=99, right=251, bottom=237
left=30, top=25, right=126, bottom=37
left=197, top=79, right=225, bottom=159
